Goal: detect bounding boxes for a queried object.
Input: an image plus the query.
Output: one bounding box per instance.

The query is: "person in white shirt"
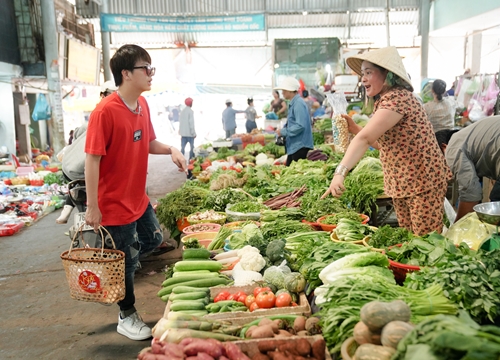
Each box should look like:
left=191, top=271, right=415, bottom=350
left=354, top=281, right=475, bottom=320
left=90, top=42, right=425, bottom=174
left=179, top=97, right=196, bottom=160
left=424, top=79, right=457, bottom=132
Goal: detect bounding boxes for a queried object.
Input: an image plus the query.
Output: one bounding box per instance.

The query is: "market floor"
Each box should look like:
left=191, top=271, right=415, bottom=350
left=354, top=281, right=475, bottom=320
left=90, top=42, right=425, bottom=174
left=0, top=155, right=187, bottom=360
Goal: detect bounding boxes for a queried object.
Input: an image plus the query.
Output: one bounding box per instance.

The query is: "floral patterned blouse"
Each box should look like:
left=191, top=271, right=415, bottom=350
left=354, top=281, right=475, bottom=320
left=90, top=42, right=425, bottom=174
left=374, top=87, right=452, bottom=198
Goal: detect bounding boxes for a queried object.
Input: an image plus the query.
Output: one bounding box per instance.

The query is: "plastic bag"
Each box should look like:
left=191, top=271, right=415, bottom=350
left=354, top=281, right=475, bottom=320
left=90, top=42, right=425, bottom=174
left=31, top=94, right=52, bottom=121
left=262, top=260, right=292, bottom=289
left=326, top=92, right=350, bottom=152
left=444, top=212, right=497, bottom=250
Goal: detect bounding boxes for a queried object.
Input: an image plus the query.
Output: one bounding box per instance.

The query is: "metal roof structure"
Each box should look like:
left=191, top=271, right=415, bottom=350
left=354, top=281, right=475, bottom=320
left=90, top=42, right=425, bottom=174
left=76, top=0, right=421, bottom=48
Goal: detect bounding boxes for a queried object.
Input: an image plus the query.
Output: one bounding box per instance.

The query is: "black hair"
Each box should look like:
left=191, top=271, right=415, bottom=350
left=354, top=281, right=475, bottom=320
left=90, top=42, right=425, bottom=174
left=432, top=79, right=447, bottom=101
left=435, top=129, right=460, bottom=149
left=302, top=90, right=309, bottom=98
left=110, top=44, right=152, bottom=86
left=273, top=90, right=280, bottom=97
left=247, top=98, right=253, bottom=105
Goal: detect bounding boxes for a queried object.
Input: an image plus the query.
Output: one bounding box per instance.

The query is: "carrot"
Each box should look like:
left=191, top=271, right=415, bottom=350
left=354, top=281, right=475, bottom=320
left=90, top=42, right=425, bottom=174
left=224, top=259, right=240, bottom=270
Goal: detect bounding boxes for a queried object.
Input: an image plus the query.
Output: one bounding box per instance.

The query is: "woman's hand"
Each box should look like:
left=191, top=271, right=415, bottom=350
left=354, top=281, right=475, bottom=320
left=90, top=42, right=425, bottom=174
left=321, top=175, right=346, bottom=199
left=342, top=114, right=362, bottom=135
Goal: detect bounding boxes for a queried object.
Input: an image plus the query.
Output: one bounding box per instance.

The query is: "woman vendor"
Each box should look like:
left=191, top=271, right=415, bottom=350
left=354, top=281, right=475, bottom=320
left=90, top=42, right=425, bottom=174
left=322, top=46, right=452, bottom=235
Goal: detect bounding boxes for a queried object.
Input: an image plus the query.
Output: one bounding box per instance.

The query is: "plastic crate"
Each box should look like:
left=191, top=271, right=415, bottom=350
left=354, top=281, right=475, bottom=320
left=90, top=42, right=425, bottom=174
left=0, top=222, right=24, bottom=236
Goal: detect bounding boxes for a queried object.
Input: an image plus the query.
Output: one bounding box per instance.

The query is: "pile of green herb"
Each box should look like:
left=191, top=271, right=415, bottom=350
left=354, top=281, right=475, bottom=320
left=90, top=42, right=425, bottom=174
left=319, top=210, right=361, bottom=225
left=203, top=188, right=249, bottom=212
left=228, top=201, right=267, bottom=213
left=156, top=183, right=209, bottom=239
left=340, top=156, right=384, bottom=214
left=405, top=252, right=500, bottom=324
left=386, top=232, right=474, bottom=266
left=367, top=225, right=413, bottom=249
left=301, top=194, right=347, bottom=222
left=260, top=219, right=312, bottom=242
left=44, top=172, right=65, bottom=185
left=260, top=207, right=304, bottom=222
left=393, top=311, right=500, bottom=360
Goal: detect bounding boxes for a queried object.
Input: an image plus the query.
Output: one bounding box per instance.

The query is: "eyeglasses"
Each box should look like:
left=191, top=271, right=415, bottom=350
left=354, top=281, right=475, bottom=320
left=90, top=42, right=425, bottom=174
left=132, top=65, right=156, bottom=76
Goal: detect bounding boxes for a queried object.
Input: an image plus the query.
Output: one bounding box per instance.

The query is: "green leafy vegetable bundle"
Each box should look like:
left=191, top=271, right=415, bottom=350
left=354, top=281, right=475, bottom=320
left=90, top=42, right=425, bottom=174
left=260, top=207, right=304, bottom=222
left=227, top=201, right=267, bottom=213
left=156, top=184, right=209, bottom=239
left=405, top=253, right=500, bottom=324
left=319, top=210, right=362, bottom=225
left=393, top=311, right=500, bottom=360
left=386, top=232, right=474, bottom=266
left=367, top=225, right=413, bottom=249
left=260, top=219, right=312, bottom=242
left=284, top=231, right=332, bottom=273
left=203, top=188, right=249, bottom=212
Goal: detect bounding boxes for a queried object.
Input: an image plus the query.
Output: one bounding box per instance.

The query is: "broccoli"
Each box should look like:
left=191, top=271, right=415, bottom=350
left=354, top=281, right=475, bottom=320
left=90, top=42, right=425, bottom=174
left=266, top=239, right=287, bottom=264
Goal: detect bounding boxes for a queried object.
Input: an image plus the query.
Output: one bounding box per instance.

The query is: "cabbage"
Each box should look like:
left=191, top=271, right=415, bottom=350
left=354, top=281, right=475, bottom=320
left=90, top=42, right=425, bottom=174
left=318, top=252, right=389, bottom=283
left=263, top=260, right=292, bottom=289
left=242, top=223, right=261, bottom=239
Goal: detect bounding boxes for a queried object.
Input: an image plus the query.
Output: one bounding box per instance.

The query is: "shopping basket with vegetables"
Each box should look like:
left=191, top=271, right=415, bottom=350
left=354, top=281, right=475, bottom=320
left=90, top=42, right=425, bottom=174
left=60, top=225, right=125, bottom=303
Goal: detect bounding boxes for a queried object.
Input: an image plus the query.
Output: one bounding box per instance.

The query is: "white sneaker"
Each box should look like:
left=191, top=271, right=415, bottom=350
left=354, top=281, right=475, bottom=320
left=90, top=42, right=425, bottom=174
left=117, top=312, right=152, bottom=340
left=56, top=205, right=74, bottom=224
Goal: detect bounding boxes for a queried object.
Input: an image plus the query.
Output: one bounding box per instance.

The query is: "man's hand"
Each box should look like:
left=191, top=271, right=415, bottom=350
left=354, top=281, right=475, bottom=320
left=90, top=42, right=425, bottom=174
left=321, top=175, right=346, bottom=199
left=170, top=147, right=187, bottom=173
left=85, top=204, right=102, bottom=233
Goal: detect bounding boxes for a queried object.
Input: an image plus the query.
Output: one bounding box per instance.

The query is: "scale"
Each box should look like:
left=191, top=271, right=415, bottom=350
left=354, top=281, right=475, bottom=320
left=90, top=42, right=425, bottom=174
left=474, top=202, right=500, bottom=251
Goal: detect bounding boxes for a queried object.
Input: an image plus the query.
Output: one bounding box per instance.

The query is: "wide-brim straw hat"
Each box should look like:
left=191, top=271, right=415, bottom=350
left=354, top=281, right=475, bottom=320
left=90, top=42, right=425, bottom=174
left=346, top=46, right=413, bottom=92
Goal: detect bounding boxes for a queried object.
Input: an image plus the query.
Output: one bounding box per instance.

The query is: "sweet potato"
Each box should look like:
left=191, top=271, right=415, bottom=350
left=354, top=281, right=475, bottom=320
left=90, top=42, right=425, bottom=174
left=186, top=357, right=198, bottom=360
left=180, top=338, right=197, bottom=347
left=151, top=342, right=164, bottom=354
left=273, top=319, right=285, bottom=330
left=220, top=357, right=230, bottom=360
left=311, top=338, right=326, bottom=360
left=277, top=343, right=298, bottom=355
left=161, top=343, right=184, bottom=358
left=246, top=325, right=258, bottom=338
left=268, top=351, right=289, bottom=360
left=184, top=339, right=223, bottom=358
left=295, top=338, right=311, bottom=356
left=259, top=318, right=279, bottom=333
left=223, top=342, right=251, bottom=360
left=251, top=354, right=270, bottom=360
left=257, top=340, right=288, bottom=353
left=296, top=331, right=308, bottom=337
left=293, top=316, right=307, bottom=333
left=196, top=352, right=215, bottom=360
left=140, top=354, right=159, bottom=360
left=277, top=330, right=292, bottom=337
left=250, top=325, right=275, bottom=339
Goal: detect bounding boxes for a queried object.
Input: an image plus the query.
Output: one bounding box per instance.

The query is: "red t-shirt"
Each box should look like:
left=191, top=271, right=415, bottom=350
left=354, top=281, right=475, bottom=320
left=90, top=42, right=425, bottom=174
left=85, top=93, right=156, bottom=225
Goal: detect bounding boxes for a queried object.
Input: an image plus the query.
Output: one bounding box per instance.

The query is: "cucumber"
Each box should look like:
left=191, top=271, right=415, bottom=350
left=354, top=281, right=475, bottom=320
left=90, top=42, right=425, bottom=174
left=168, top=310, right=208, bottom=317
left=169, top=291, right=209, bottom=302
left=174, top=260, right=223, bottom=272
left=172, top=297, right=208, bottom=306
left=161, top=277, right=230, bottom=297
left=160, top=294, right=170, bottom=302
left=170, top=300, right=207, bottom=312
left=172, top=286, right=210, bottom=295
left=182, top=248, right=211, bottom=260
left=172, top=270, right=211, bottom=278
left=161, top=272, right=220, bottom=287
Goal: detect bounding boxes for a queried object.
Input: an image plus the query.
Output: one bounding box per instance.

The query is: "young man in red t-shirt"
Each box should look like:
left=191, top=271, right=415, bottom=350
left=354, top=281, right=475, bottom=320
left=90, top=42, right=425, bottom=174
left=84, top=44, right=186, bottom=340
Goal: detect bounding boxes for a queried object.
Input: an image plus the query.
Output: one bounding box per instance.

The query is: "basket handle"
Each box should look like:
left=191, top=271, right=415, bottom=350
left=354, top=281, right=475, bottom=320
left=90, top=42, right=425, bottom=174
left=68, top=223, right=117, bottom=256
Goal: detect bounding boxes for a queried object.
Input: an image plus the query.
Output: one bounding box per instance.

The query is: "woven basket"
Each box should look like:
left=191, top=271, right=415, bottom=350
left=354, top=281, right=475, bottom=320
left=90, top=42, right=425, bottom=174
left=60, top=226, right=125, bottom=304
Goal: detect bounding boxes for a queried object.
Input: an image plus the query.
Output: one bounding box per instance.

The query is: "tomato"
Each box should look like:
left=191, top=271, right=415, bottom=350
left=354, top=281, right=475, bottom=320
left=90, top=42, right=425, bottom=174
left=255, top=291, right=276, bottom=309
left=235, top=168, right=242, bottom=173
left=218, top=291, right=230, bottom=299
left=244, top=294, right=256, bottom=308
left=253, top=287, right=271, bottom=298
left=275, top=293, right=292, bottom=308
left=227, top=293, right=239, bottom=301
left=222, top=166, right=227, bottom=170
left=237, top=294, right=247, bottom=304
left=214, top=294, right=227, bottom=303
left=249, top=302, right=259, bottom=312
left=291, top=302, right=298, bottom=307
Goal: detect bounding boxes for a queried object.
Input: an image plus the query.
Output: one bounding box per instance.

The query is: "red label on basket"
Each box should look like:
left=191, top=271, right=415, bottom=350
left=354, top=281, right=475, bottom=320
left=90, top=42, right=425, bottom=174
left=78, top=270, right=102, bottom=293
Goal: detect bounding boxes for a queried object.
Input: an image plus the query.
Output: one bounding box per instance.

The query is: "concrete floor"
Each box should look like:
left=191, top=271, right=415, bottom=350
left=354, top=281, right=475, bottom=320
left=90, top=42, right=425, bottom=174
left=0, top=155, right=186, bottom=360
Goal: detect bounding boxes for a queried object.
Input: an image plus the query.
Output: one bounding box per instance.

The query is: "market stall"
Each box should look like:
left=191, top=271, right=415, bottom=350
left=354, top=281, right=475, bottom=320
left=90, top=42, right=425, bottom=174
left=143, top=138, right=500, bottom=359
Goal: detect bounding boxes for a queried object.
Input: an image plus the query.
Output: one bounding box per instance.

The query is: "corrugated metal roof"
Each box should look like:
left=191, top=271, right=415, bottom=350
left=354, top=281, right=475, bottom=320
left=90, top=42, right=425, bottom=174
left=77, top=0, right=420, bottom=48
left=76, top=0, right=420, bottom=17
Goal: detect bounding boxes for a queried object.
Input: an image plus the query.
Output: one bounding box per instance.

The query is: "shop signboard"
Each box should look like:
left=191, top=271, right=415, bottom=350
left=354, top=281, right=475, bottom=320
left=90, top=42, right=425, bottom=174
left=100, top=13, right=265, bottom=32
